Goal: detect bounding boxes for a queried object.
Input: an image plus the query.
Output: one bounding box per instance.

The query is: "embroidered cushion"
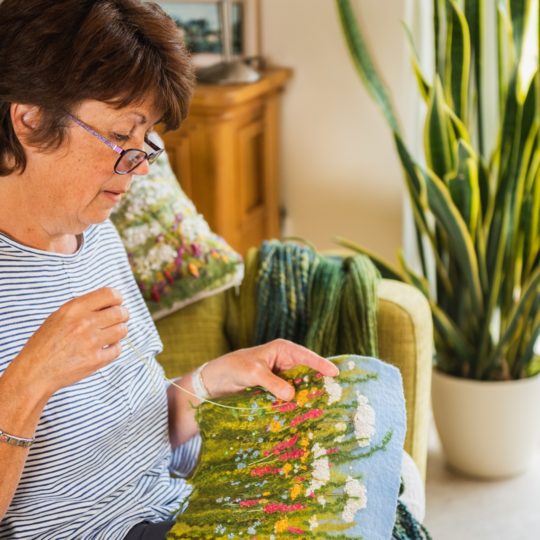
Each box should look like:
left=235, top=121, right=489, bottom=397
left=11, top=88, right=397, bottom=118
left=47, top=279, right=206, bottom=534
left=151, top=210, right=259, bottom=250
left=111, top=143, right=243, bottom=320
left=168, top=354, right=406, bottom=539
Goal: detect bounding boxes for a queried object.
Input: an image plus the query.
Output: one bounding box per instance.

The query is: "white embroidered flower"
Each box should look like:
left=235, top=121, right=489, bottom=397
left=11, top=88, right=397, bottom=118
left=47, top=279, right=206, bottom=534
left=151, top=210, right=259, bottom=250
left=344, top=476, right=366, bottom=499
left=312, top=442, right=326, bottom=459
left=180, top=214, right=211, bottom=243
left=309, top=516, right=319, bottom=530
left=308, top=456, right=330, bottom=493
left=323, top=376, right=342, bottom=405
left=342, top=496, right=367, bottom=523
left=334, top=435, right=345, bottom=443
left=348, top=360, right=356, bottom=370
left=354, top=392, right=375, bottom=446
left=317, top=495, right=327, bottom=507
left=147, top=243, right=177, bottom=272
left=122, top=222, right=162, bottom=250
left=308, top=431, right=314, bottom=440
left=335, top=422, right=347, bottom=432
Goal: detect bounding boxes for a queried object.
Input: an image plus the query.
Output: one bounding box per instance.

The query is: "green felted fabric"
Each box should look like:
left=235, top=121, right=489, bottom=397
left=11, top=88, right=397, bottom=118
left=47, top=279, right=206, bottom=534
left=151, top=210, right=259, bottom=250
left=154, top=293, right=231, bottom=378
left=168, top=355, right=407, bottom=539
left=110, top=144, right=243, bottom=321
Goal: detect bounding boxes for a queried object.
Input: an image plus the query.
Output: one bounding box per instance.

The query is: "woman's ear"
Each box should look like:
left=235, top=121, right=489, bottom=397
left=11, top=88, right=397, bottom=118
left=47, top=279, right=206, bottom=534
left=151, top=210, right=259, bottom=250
left=10, top=103, right=41, bottom=145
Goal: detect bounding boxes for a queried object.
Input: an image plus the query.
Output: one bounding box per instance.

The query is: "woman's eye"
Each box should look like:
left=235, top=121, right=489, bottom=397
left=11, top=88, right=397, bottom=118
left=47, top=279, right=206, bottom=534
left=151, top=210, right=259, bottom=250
left=112, top=133, right=130, bottom=143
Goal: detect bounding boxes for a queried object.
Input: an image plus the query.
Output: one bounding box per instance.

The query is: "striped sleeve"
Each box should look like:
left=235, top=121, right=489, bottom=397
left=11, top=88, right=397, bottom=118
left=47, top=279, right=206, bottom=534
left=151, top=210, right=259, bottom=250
left=0, top=221, right=195, bottom=540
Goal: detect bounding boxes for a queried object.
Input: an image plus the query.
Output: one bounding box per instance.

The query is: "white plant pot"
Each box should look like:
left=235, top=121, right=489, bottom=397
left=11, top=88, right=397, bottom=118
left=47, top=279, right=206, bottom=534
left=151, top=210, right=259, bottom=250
left=432, top=369, right=540, bottom=479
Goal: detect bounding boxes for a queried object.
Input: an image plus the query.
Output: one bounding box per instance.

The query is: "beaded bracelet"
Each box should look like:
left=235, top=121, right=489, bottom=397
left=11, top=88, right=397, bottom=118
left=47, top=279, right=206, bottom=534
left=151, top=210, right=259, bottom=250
left=0, top=428, right=35, bottom=448
left=191, top=362, right=211, bottom=401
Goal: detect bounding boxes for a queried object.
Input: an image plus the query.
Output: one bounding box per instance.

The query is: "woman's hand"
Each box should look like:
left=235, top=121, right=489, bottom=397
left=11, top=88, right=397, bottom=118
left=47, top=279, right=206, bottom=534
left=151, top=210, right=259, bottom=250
left=202, top=339, right=340, bottom=402
left=9, top=287, right=129, bottom=400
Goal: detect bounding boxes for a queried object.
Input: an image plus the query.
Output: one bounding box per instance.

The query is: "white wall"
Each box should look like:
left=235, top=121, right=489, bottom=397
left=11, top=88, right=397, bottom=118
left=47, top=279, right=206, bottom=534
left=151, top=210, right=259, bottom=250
left=261, top=0, right=415, bottom=264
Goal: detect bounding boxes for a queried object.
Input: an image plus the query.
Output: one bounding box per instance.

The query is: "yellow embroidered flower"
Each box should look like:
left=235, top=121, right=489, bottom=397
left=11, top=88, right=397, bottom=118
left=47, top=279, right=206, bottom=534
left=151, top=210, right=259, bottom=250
left=300, top=437, right=309, bottom=448
left=269, top=420, right=282, bottom=432
left=262, top=491, right=271, bottom=497
left=296, top=389, right=309, bottom=407
left=290, top=484, right=302, bottom=500
left=274, top=517, right=289, bottom=533
left=282, top=463, right=293, bottom=477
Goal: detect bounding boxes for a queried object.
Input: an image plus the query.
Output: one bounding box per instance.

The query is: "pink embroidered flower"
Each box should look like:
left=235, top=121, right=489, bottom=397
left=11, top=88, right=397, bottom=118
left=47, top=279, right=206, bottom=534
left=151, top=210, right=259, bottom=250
left=308, top=389, right=325, bottom=400
left=239, top=499, right=260, bottom=507
left=288, top=527, right=306, bottom=535
left=264, top=435, right=299, bottom=457
left=290, top=408, right=323, bottom=427
left=271, top=401, right=298, bottom=413
left=250, top=466, right=282, bottom=477
left=278, top=449, right=305, bottom=461
left=263, top=503, right=305, bottom=514
left=327, top=448, right=339, bottom=455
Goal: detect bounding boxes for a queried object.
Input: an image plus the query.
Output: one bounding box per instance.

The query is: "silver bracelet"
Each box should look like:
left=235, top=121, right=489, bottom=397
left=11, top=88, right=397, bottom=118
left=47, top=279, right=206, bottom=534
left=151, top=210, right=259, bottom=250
left=0, top=428, right=35, bottom=448
left=191, top=362, right=211, bottom=401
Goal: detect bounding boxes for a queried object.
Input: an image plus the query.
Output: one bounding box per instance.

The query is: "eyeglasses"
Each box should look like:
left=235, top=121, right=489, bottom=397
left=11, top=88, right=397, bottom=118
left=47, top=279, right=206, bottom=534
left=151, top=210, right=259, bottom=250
left=67, top=113, right=163, bottom=175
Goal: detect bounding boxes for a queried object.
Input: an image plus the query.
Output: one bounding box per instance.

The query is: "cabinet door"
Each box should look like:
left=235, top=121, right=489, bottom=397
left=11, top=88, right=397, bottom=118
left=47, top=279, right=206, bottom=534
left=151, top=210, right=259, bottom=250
left=237, top=118, right=267, bottom=253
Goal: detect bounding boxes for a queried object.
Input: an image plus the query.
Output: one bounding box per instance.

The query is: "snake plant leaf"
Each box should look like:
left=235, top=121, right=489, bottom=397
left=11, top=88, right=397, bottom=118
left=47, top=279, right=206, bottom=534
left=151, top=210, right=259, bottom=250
left=447, top=139, right=481, bottom=238
left=497, top=0, right=516, bottom=114
left=434, top=0, right=446, bottom=76
left=333, top=236, right=404, bottom=281
left=393, top=133, right=454, bottom=295
left=464, top=0, right=485, bottom=153
left=422, top=168, right=484, bottom=313
left=425, top=77, right=457, bottom=180
left=403, top=23, right=431, bottom=101
left=397, top=249, right=430, bottom=297
left=496, top=70, right=521, bottom=210
left=511, top=114, right=539, bottom=262
left=509, top=0, right=530, bottom=59
left=524, top=155, right=540, bottom=276
left=477, top=156, right=491, bottom=225
left=429, top=301, right=475, bottom=367
left=444, top=0, right=471, bottom=124
left=444, top=104, right=471, bottom=142
left=489, top=266, right=540, bottom=369
left=335, top=0, right=401, bottom=134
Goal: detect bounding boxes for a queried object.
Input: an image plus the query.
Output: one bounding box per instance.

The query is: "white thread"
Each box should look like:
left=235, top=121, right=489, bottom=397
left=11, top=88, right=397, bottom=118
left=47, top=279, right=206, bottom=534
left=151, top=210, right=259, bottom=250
left=124, top=338, right=264, bottom=412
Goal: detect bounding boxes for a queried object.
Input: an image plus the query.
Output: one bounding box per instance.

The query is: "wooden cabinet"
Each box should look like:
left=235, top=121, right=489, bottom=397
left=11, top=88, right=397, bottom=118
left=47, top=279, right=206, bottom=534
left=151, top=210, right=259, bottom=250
left=161, top=67, right=292, bottom=255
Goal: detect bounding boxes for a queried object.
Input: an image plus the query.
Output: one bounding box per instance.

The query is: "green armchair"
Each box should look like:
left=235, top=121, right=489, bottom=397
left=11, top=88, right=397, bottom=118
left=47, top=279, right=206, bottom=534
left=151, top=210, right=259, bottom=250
left=155, top=251, right=433, bottom=482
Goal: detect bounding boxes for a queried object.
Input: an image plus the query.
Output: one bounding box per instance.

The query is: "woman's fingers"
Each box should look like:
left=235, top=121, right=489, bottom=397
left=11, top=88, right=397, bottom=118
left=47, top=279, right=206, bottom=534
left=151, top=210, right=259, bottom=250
left=98, top=323, right=129, bottom=348
left=269, top=339, right=339, bottom=376
left=95, top=305, right=130, bottom=329
left=255, top=366, right=295, bottom=401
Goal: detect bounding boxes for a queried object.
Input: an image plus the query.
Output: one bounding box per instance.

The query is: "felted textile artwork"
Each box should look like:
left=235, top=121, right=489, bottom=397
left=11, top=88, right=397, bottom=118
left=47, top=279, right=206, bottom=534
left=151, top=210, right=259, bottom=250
left=168, top=354, right=406, bottom=539
left=110, top=144, right=243, bottom=321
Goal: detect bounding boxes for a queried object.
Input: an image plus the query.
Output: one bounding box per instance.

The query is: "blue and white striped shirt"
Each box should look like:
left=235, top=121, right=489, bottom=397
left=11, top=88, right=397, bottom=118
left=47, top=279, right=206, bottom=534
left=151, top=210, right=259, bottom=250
left=0, top=220, right=200, bottom=539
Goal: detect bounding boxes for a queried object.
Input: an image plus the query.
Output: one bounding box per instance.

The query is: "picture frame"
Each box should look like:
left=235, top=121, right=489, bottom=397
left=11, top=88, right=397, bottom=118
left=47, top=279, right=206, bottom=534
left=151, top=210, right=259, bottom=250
left=158, top=0, right=261, bottom=68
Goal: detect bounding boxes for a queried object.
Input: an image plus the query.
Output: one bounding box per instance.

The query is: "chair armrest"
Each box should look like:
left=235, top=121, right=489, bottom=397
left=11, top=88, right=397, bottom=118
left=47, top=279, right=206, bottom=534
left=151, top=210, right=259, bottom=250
left=377, top=279, right=433, bottom=482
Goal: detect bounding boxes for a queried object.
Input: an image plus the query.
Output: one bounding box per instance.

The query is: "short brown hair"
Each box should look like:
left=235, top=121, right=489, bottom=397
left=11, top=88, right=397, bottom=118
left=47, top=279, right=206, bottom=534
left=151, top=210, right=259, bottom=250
left=0, top=0, right=195, bottom=176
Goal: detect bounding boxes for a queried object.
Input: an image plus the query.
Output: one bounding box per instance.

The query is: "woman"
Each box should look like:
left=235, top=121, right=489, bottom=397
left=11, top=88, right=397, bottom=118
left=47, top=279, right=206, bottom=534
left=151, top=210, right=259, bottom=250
left=0, top=1, right=339, bottom=538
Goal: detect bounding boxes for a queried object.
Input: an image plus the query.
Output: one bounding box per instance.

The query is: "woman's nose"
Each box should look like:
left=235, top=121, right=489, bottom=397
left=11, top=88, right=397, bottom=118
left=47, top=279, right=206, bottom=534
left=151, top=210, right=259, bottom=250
left=132, top=158, right=150, bottom=176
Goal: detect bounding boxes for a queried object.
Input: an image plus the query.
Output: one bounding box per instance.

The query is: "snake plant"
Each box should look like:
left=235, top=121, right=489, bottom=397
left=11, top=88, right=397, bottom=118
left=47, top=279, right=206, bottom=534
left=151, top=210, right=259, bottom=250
left=335, top=0, right=539, bottom=380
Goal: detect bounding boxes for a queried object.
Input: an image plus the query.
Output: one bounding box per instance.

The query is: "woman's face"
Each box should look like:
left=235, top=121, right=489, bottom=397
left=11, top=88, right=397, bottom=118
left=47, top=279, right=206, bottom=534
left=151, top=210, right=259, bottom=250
left=22, top=97, right=161, bottom=235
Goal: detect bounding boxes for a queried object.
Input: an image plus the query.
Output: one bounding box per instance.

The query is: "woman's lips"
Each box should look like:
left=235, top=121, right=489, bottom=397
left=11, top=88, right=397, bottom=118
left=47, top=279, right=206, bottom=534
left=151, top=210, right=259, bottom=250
left=102, top=190, right=125, bottom=203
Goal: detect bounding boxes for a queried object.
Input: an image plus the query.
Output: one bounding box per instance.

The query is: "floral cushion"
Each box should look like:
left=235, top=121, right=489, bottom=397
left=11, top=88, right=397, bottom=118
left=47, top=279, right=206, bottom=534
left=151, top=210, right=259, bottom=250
left=168, top=355, right=406, bottom=539
left=111, top=146, right=243, bottom=320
